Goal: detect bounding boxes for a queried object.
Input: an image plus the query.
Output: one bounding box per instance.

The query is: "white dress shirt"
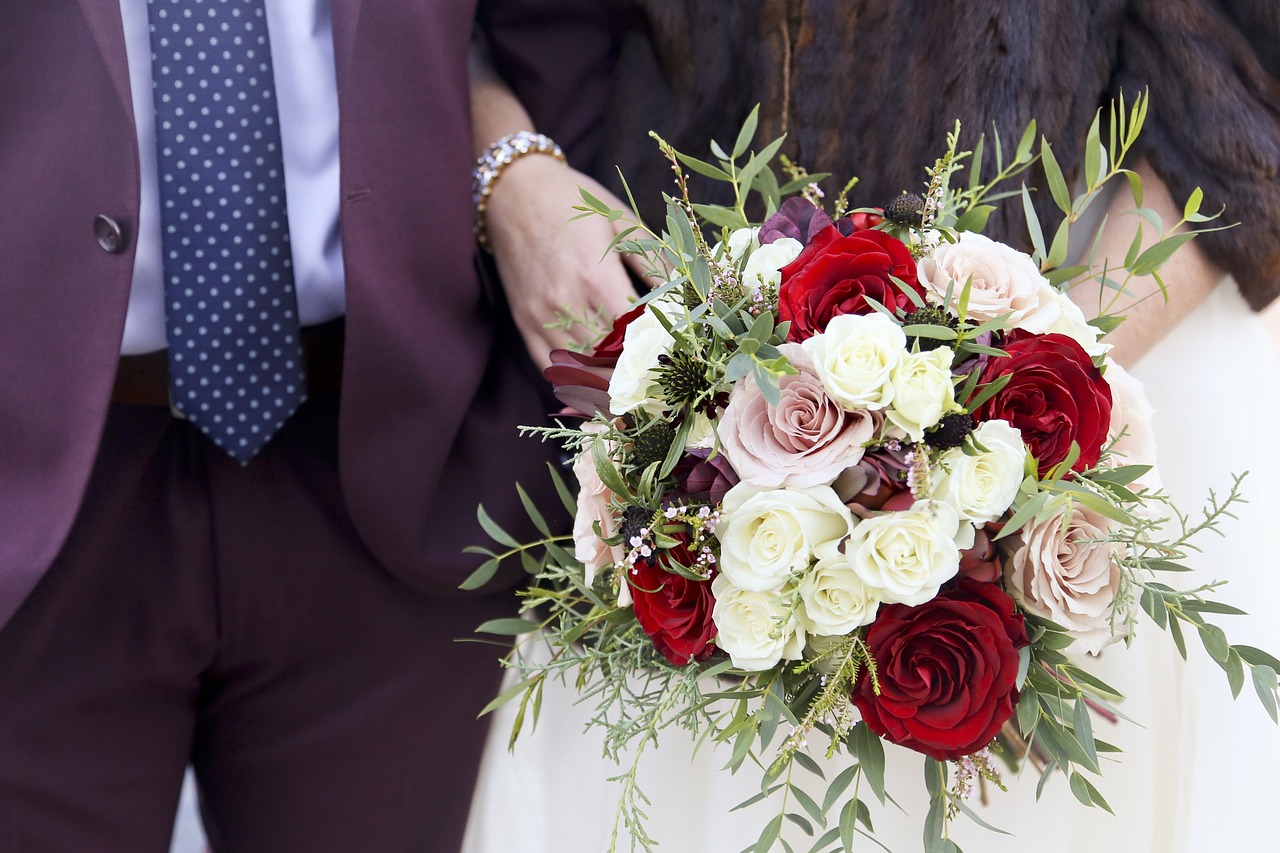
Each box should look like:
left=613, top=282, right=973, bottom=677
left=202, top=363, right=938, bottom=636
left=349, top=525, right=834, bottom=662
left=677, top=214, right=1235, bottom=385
left=118, top=0, right=346, bottom=354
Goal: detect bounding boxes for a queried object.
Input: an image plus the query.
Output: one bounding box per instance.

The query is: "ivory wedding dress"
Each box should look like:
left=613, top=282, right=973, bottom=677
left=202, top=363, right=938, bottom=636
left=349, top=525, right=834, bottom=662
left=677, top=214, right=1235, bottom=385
left=462, top=281, right=1280, bottom=853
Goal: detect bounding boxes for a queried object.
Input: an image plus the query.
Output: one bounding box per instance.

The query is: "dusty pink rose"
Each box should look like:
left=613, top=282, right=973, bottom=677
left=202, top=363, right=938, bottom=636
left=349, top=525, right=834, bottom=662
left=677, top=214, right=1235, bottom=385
left=719, top=343, right=874, bottom=488
left=571, top=432, right=625, bottom=586
left=1006, top=504, right=1126, bottom=654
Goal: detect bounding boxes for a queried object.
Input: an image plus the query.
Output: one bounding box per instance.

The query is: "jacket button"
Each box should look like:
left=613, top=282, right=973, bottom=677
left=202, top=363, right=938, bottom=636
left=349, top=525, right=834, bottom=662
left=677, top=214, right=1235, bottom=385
left=94, top=215, right=126, bottom=253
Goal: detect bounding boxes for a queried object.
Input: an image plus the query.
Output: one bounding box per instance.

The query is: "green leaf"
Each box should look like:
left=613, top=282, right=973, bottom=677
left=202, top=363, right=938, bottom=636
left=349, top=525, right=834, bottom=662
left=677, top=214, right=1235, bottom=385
left=734, top=105, right=761, bottom=160
left=1015, top=119, right=1037, bottom=163
left=968, top=135, right=985, bottom=192
left=547, top=462, right=577, bottom=517
left=755, top=813, right=784, bottom=853
left=1181, top=600, right=1248, bottom=616
left=1168, top=612, right=1189, bottom=660
left=459, top=557, right=501, bottom=591
left=784, top=812, right=815, bottom=837
left=1071, top=772, right=1114, bottom=814
left=1073, top=697, right=1097, bottom=767
left=515, top=483, right=551, bottom=538
left=838, top=797, right=857, bottom=851
left=1041, top=139, right=1071, bottom=214
left=1183, top=186, right=1204, bottom=221
left=954, top=204, right=996, bottom=233
left=693, top=203, right=751, bottom=230
left=1235, top=645, right=1280, bottom=672
left=1252, top=665, right=1279, bottom=723
left=739, top=135, right=788, bottom=195
left=1017, top=685, right=1040, bottom=736
left=822, top=764, right=860, bottom=815
left=955, top=799, right=1013, bottom=835
left=675, top=149, right=734, bottom=182
left=1045, top=217, right=1071, bottom=269
left=1020, top=184, right=1047, bottom=261
left=591, top=437, right=632, bottom=501
left=475, top=617, right=539, bottom=636
left=1083, top=111, right=1103, bottom=186
left=477, top=675, right=538, bottom=717
left=1130, top=232, right=1197, bottom=277
left=477, top=504, right=521, bottom=549
left=792, top=785, right=825, bottom=828
left=793, top=751, right=826, bottom=781
left=1226, top=649, right=1247, bottom=699
left=1199, top=622, right=1231, bottom=663
left=850, top=722, right=887, bottom=804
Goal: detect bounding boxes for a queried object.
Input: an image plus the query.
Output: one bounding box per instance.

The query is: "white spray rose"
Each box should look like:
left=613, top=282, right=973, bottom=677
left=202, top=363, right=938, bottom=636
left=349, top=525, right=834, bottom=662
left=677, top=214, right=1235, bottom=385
left=717, top=483, right=856, bottom=593
left=846, top=499, right=963, bottom=606
left=801, top=312, right=905, bottom=411
left=607, top=303, right=676, bottom=415
left=919, top=231, right=1061, bottom=332
left=710, top=575, right=806, bottom=671
left=934, top=419, right=1027, bottom=526
left=742, top=238, right=803, bottom=294
left=797, top=541, right=881, bottom=637
left=886, top=347, right=958, bottom=441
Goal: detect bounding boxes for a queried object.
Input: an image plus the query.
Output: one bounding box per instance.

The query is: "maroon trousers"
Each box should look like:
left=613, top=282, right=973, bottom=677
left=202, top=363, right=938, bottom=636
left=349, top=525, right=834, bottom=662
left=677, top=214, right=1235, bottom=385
left=0, top=397, right=510, bottom=852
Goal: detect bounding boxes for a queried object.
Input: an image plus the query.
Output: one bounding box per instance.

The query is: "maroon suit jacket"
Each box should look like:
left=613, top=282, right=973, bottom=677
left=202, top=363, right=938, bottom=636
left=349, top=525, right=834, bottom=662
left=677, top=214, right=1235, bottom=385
left=0, top=1, right=611, bottom=628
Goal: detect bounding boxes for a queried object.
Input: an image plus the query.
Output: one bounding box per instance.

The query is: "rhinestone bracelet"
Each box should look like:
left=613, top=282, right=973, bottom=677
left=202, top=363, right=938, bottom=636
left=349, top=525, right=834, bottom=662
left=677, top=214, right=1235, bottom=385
left=472, top=131, right=566, bottom=252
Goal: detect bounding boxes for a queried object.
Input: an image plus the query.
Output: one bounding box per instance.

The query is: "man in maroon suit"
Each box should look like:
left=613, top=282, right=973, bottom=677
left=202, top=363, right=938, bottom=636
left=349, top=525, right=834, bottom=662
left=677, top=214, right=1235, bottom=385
left=0, top=2, right=629, bottom=850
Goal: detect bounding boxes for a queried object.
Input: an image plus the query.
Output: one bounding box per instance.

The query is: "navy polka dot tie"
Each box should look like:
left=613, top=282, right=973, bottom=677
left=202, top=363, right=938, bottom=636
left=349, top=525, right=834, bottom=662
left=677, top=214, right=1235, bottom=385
left=147, top=0, right=306, bottom=464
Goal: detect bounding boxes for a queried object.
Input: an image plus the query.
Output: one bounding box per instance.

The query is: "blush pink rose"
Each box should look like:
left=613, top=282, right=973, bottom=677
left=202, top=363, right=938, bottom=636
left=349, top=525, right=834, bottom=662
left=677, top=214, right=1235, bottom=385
left=1104, top=359, right=1160, bottom=491
left=719, top=343, right=875, bottom=488
left=571, top=433, right=625, bottom=587
left=1006, top=503, right=1126, bottom=654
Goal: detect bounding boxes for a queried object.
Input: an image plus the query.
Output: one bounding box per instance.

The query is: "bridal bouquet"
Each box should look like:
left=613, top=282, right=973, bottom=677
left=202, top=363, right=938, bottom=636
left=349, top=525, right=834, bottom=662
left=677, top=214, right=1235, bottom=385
left=467, top=95, right=1280, bottom=852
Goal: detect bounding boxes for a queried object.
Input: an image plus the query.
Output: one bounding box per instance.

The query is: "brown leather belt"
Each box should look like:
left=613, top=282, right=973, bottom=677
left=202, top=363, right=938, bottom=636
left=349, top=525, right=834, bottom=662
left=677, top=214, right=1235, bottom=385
left=111, top=317, right=345, bottom=410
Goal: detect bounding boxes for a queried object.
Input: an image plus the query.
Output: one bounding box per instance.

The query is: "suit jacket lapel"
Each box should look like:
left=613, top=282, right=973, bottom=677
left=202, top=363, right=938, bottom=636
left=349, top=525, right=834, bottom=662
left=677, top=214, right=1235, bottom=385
left=75, top=0, right=134, bottom=120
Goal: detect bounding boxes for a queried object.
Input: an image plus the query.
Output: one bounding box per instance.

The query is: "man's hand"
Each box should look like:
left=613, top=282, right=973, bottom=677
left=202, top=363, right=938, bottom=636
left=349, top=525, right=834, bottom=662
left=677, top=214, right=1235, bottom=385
left=484, top=154, right=650, bottom=368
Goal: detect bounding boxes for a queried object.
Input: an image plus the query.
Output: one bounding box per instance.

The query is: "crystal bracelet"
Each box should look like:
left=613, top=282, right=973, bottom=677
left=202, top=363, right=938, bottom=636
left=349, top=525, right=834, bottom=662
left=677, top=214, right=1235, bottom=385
left=472, top=131, right=566, bottom=252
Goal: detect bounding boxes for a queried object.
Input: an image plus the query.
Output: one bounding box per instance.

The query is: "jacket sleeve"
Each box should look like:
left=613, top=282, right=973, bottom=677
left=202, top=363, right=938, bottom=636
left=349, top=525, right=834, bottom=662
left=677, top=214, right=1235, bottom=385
left=475, top=0, right=621, bottom=171
left=1117, top=0, right=1280, bottom=310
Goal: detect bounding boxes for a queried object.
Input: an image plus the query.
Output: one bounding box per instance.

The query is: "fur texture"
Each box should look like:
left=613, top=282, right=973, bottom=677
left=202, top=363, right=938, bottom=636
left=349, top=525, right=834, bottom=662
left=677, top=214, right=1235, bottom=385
left=587, top=0, right=1280, bottom=309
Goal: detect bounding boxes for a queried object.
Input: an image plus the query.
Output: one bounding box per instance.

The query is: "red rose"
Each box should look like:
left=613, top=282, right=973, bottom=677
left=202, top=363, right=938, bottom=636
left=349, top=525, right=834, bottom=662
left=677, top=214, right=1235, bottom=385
left=777, top=226, right=923, bottom=342
left=852, top=579, right=1028, bottom=761
left=629, top=534, right=718, bottom=666
left=973, top=332, right=1112, bottom=477
left=592, top=303, right=647, bottom=361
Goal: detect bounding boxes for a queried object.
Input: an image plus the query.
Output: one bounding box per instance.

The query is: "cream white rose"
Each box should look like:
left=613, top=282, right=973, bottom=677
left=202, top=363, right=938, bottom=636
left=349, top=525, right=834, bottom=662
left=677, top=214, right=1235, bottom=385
left=934, top=419, right=1027, bottom=525
left=798, top=541, right=880, bottom=637
left=719, top=343, right=874, bottom=488
left=1006, top=503, right=1126, bottom=654
left=801, top=312, right=905, bottom=411
left=607, top=304, right=676, bottom=415
left=1044, top=289, right=1112, bottom=357
left=846, top=499, right=963, bottom=606
left=1104, top=359, right=1160, bottom=490
left=886, top=347, right=958, bottom=441
left=711, top=575, right=806, bottom=671
left=919, top=231, right=1061, bottom=332
left=717, top=483, right=856, bottom=592
left=742, top=238, right=803, bottom=294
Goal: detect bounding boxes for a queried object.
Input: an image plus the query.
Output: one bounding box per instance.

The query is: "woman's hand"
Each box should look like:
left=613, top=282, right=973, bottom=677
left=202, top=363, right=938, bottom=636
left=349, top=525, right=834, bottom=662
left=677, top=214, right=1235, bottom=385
left=484, top=156, right=649, bottom=368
